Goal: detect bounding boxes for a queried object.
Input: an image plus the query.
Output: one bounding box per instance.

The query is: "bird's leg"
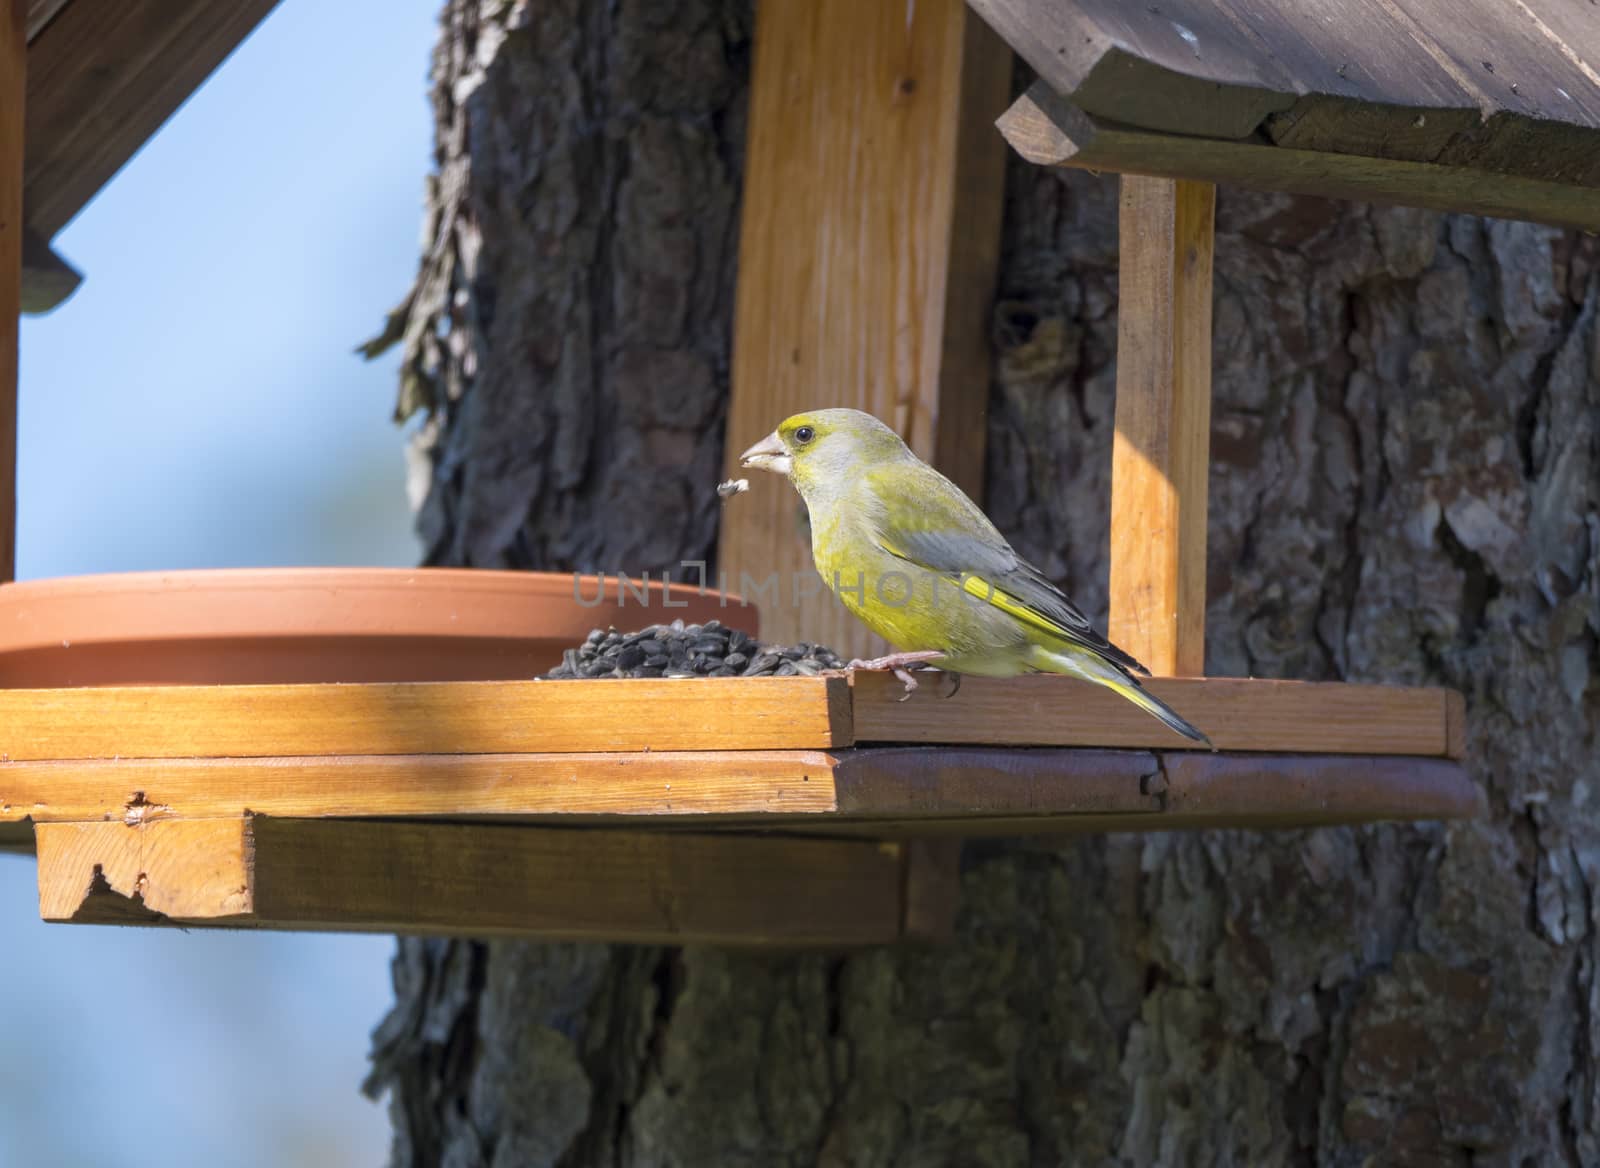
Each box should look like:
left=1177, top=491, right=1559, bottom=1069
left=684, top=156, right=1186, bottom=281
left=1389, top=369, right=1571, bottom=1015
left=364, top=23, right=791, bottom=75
left=843, top=650, right=947, bottom=702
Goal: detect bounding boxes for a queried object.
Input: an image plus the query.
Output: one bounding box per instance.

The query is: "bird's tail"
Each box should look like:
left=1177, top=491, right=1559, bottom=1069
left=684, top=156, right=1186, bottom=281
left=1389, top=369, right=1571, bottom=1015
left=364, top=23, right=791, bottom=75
left=1029, top=644, right=1215, bottom=749
left=1095, top=673, right=1214, bottom=748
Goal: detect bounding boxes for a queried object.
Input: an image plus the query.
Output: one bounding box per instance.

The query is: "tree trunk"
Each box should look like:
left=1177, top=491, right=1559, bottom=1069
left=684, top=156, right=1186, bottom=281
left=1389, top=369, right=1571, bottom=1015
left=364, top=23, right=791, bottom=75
left=367, top=2, right=1600, bottom=1164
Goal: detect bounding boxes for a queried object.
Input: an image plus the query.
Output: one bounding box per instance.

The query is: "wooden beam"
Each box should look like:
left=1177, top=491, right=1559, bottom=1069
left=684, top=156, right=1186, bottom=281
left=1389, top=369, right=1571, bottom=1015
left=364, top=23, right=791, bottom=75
left=826, top=749, right=1483, bottom=834
left=1153, top=750, right=1484, bottom=828
left=850, top=672, right=1465, bottom=758
left=899, top=838, right=962, bottom=941
left=0, top=673, right=1470, bottom=774
left=0, top=737, right=1480, bottom=837
left=24, top=0, right=282, bottom=239
left=970, top=0, right=1600, bottom=188
left=967, top=0, right=1298, bottom=139
left=0, top=0, right=20, bottom=585
left=3, top=749, right=845, bottom=824
left=1386, top=0, right=1600, bottom=186
left=0, top=746, right=1159, bottom=830
left=1109, top=176, right=1214, bottom=677
left=0, top=675, right=853, bottom=760
left=15, top=742, right=1472, bottom=876
left=35, top=816, right=907, bottom=946
left=19, top=226, right=79, bottom=313
left=998, top=83, right=1600, bottom=234
left=721, top=0, right=1011, bottom=657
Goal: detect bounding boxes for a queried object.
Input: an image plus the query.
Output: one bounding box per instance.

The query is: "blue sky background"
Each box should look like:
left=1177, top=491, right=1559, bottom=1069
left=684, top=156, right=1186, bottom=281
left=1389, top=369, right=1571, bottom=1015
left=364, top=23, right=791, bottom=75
left=2, top=1, right=439, bottom=1162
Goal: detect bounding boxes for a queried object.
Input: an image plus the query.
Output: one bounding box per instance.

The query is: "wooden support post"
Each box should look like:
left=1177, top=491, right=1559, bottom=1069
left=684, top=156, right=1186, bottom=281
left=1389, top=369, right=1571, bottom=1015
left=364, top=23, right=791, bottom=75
left=899, top=838, right=963, bottom=941
left=721, top=0, right=1011, bottom=656
left=1109, top=176, right=1215, bottom=677
left=35, top=816, right=909, bottom=947
left=1, top=0, right=22, bottom=584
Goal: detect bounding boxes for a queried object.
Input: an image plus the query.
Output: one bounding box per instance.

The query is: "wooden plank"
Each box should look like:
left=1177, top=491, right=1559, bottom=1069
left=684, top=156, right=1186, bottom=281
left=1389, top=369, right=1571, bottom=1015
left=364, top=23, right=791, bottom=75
left=900, top=839, right=962, bottom=942
left=998, top=83, right=1600, bottom=234
left=1514, top=0, right=1600, bottom=91
left=37, top=817, right=252, bottom=922
left=830, top=745, right=1160, bottom=817
left=1156, top=751, right=1484, bottom=827
left=1388, top=1, right=1600, bottom=124
left=1, top=749, right=843, bottom=824
left=931, top=6, right=1012, bottom=496
left=23, top=0, right=67, bottom=40
left=1265, top=95, right=1479, bottom=165
left=0, top=675, right=852, bottom=760
left=852, top=671, right=1463, bottom=758
left=799, top=751, right=1479, bottom=835
left=1110, top=176, right=1214, bottom=677
left=1226, top=0, right=1478, bottom=163
left=24, top=0, right=282, bottom=238
left=10, top=743, right=1481, bottom=845
left=1386, top=0, right=1600, bottom=186
left=35, top=817, right=906, bottom=946
left=722, top=0, right=1010, bottom=658
left=0, top=0, right=18, bottom=586
left=969, top=0, right=1600, bottom=186
left=966, top=0, right=1296, bottom=139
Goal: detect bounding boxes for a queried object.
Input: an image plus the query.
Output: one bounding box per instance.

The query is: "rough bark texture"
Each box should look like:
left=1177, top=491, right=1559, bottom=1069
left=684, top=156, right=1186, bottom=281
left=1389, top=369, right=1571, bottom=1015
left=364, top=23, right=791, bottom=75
left=367, top=2, right=1600, bottom=1164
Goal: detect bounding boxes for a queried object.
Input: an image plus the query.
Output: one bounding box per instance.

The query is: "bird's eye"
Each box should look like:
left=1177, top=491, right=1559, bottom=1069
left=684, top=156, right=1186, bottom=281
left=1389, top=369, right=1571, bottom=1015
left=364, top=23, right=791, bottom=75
left=794, top=426, right=815, bottom=444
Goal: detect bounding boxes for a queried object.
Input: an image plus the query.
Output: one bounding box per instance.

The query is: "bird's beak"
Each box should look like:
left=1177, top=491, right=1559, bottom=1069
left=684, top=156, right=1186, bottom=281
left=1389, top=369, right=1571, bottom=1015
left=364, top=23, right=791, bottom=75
left=740, top=431, right=792, bottom=476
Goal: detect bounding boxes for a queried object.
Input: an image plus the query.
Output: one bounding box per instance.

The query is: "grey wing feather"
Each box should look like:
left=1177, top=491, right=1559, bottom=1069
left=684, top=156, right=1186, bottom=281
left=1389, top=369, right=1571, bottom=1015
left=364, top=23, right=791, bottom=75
left=862, top=466, right=1150, bottom=676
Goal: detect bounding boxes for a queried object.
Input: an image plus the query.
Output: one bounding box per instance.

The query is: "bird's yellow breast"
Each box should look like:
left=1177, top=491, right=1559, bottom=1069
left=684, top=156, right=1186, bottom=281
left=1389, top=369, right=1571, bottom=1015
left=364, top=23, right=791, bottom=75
left=807, top=504, right=1025, bottom=667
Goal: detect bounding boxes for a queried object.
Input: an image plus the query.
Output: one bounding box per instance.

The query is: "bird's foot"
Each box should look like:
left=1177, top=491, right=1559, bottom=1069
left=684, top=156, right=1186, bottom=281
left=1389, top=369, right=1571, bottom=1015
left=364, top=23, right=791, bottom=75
left=843, top=650, right=948, bottom=702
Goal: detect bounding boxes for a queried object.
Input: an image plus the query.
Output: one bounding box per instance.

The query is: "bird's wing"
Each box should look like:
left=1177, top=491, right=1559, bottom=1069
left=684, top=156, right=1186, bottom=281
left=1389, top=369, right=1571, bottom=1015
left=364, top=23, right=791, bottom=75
left=862, top=461, right=1148, bottom=675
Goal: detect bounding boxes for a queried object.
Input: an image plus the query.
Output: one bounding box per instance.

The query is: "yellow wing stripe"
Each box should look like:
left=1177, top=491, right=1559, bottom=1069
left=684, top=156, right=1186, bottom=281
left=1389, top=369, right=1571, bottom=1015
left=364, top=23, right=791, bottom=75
left=959, top=573, right=1075, bottom=642
left=873, top=537, right=1081, bottom=645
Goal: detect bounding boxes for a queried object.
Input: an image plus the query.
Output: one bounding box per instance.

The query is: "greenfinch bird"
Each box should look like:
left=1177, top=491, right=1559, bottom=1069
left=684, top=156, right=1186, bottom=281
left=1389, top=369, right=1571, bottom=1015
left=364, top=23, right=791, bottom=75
left=739, top=407, right=1210, bottom=745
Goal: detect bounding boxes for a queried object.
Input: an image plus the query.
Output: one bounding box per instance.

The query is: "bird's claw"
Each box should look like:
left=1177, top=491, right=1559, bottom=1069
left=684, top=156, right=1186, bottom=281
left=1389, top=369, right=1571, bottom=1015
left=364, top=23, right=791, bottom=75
left=841, top=650, right=953, bottom=702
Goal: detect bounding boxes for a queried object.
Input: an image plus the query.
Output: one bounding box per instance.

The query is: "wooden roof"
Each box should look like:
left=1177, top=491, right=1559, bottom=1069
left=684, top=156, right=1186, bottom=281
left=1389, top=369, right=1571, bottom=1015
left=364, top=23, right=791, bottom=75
left=21, top=0, right=279, bottom=311
left=19, top=0, right=1600, bottom=314
left=974, top=0, right=1600, bottom=230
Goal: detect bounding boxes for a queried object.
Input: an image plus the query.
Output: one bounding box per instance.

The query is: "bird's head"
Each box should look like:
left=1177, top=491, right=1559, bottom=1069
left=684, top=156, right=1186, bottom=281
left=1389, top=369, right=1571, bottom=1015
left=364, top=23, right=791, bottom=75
left=739, top=408, right=909, bottom=496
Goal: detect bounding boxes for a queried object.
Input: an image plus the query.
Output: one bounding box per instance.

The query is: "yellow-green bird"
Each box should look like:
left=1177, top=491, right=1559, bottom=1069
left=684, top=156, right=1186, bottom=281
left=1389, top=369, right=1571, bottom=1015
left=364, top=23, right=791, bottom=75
left=739, top=407, right=1211, bottom=745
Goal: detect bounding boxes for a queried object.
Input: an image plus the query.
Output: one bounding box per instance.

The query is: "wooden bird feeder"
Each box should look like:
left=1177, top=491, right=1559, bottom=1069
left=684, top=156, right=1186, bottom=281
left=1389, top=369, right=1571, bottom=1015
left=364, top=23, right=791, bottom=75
left=10, top=0, right=1589, bottom=945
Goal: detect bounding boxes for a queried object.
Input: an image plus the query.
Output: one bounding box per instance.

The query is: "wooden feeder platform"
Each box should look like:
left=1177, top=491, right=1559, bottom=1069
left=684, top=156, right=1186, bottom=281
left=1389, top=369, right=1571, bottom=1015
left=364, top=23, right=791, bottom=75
left=0, top=671, right=1478, bottom=946
left=7, top=0, right=1555, bottom=949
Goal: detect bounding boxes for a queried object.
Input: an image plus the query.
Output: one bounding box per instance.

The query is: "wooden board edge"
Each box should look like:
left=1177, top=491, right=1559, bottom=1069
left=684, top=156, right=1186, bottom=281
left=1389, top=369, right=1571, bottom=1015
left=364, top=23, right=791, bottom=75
left=0, top=675, right=851, bottom=761
left=1155, top=752, right=1485, bottom=826
left=997, top=82, right=1600, bottom=234
left=850, top=672, right=1464, bottom=758
left=899, top=838, right=963, bottom=941
left=823, top=673, right=855, bottom=747
left=1, top=748, right=845, bottom=824
left=1, top=0, right=19, bottom=586
left=35, top=817, right=254, bottom=922
left=1108, top=173, right=1215, bottom=677
left=35, top=815, right=912, bottom=947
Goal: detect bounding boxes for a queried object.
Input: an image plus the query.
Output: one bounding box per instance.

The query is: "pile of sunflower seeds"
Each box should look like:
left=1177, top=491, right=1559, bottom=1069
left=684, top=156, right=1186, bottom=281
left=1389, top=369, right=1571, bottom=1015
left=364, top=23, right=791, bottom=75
left=544, top=619, right=846, bottom=680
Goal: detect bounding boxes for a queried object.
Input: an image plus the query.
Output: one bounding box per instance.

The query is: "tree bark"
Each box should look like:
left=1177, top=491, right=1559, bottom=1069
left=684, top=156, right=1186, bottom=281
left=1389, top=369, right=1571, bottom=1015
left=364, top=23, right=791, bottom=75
left=367, top=2, right=1600, bottom=1164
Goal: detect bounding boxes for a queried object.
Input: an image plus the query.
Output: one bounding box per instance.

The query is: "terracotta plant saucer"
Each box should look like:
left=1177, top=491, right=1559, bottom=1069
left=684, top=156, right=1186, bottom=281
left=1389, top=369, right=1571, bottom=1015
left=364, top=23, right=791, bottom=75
left=0, top=568, right=755, bottom=687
